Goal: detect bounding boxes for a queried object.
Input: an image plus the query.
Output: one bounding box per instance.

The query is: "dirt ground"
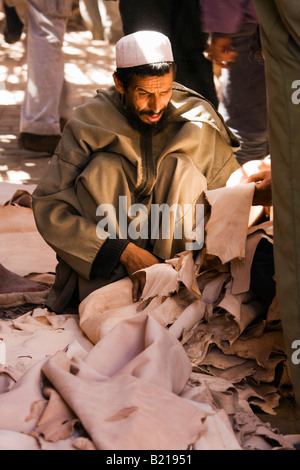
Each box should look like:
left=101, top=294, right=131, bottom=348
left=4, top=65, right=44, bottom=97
left=1, top=9, right=300, bottom=440
left=0, top=9, right=115, bottom=187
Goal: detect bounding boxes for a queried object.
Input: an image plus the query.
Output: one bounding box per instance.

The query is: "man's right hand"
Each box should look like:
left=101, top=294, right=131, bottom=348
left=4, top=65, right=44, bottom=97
left=246, top=170, right=272, bottom=206
left=120, top=242, right=160, bottom=302
left=207, top=37, right=237, bottom=69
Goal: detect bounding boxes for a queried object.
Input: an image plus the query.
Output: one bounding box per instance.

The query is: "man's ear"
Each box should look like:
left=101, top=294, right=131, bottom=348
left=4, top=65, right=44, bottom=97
left=113, top=72, right=125, bottom=94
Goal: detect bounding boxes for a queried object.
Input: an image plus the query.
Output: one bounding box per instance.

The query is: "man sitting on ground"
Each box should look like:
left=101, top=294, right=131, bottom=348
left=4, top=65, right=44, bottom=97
left=32, top=30, right=240, bottom=313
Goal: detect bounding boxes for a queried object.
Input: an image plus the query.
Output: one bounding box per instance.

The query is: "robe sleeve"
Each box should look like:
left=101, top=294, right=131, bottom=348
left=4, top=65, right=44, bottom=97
left=32, top=103, right=117, bottom=281
left=32, top=154, right=105, bottom=280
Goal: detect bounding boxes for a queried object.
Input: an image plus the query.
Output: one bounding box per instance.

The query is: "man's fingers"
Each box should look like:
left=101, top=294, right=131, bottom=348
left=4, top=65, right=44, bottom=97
left=131, top=271, right=146, bottom=303
left=247, top=173, right=262, bottom=183
left=132, top=279, right=140, bottom=303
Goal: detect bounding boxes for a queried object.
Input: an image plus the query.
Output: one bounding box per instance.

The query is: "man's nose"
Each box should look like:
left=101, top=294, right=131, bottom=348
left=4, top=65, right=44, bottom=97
left=148, top=95, right=162, bottom=113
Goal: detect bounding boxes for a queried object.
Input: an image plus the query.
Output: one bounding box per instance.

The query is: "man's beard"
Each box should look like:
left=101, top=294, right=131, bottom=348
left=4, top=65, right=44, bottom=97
left=124, top=105, right=170, bottom=133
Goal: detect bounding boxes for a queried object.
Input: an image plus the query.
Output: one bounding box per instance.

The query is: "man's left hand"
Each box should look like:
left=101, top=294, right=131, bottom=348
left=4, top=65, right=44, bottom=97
left=120, top=242, right=160, bottom=302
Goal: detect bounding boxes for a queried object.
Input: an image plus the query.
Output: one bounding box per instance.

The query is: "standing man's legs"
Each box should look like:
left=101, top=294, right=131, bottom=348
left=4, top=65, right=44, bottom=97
left=254, top=0, right=300, bottom=407
left=97, top=0, right=123, bottom=43
left=19, top=0, right=73, bottom=153
left=219, top=25, right=269, bottom=164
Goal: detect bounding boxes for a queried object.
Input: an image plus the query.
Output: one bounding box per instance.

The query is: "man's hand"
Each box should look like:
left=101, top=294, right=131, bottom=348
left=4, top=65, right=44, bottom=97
left=247, top=170, right=272, bottom=206
left=206, top=37, right=237, bottom=69
left=120, top=242, right=160, bottom=302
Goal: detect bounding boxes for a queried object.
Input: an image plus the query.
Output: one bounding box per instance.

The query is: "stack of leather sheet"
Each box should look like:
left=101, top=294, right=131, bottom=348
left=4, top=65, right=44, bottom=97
left=0, top=181, right=298, bottom=450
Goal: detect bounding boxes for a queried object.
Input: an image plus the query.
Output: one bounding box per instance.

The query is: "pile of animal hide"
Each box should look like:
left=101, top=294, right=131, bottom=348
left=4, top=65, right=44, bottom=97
left=79, top=182, right=291, bottom=413
left=0, top=180, right=298, bottom=450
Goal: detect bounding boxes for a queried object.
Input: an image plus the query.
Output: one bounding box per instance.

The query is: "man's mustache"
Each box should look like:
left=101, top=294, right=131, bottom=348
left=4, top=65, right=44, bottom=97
left=140, top=108, right=166, bottom=117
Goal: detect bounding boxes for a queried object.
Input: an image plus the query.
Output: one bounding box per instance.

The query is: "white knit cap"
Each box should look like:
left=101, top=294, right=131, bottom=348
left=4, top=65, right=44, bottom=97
left=116, top=31, right=174, bottom=68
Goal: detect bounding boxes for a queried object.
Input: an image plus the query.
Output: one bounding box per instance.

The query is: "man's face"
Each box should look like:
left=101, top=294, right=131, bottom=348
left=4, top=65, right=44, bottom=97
left=115, top=71, right=174, bottom=126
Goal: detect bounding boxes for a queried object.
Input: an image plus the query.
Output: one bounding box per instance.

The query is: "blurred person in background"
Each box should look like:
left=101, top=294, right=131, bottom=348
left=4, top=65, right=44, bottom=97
left=12, top=0, right=74, bottom=154
left=200, top=0, right=269, bottom=165
left=79, top=0, right=123, bottom=43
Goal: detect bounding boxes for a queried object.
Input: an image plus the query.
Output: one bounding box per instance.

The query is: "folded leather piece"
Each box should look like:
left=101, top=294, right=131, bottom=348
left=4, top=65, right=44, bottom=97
left=204, top=183, right=256, bottom=263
